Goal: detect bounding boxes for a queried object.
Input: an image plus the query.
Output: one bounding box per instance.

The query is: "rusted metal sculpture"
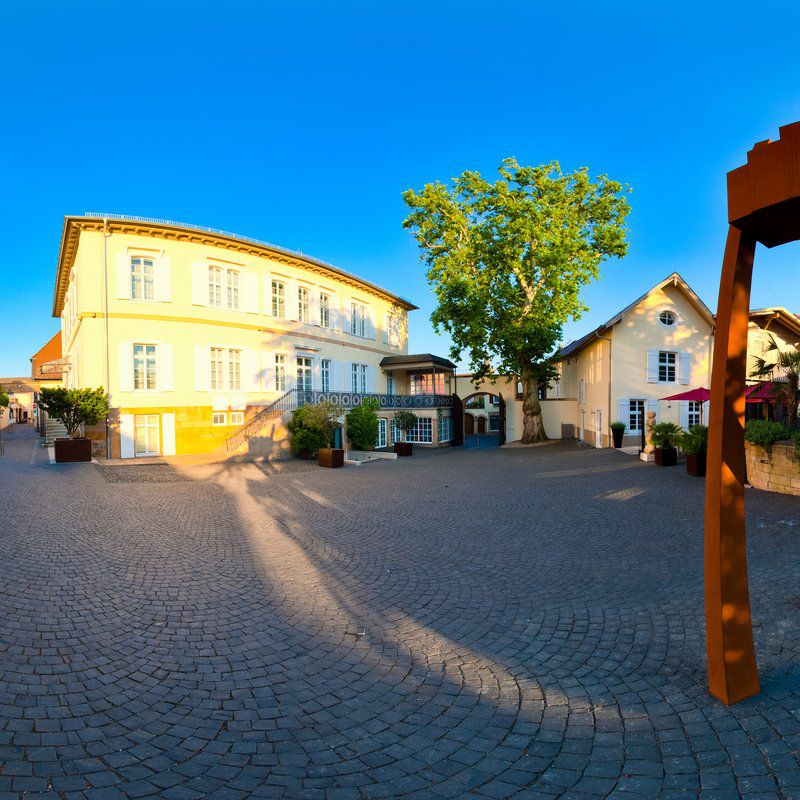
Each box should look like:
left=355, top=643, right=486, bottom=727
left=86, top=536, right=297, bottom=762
left=706, top=122, right=800, bottom=704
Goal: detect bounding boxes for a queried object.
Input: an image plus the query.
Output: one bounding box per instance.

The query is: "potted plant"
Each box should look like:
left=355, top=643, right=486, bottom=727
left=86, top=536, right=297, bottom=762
left=610, top=420, right=626, bottom=448
left=649, top=421, right=682, bottom=467
left=680, top=424, right=708, bottom=477
left=392, top=410, right=417, bottom=456
left=345, top=399, right=380, bottom=454
left=38, top=387, right=109, bottom=463
left=288, top=400, right=344, bottom=466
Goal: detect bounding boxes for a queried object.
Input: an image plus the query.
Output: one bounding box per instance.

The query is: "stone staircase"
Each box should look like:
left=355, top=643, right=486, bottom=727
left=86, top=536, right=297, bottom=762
left=222, top=389, right=298, bottom=456
left=44, top=417, right=69, bottom=445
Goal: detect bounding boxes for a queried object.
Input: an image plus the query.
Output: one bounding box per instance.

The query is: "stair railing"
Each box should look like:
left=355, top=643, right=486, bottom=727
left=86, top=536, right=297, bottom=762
left=224, top=389, right=297, bottom=453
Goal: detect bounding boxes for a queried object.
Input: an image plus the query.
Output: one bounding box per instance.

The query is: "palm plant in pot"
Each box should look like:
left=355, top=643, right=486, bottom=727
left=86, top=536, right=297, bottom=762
left=679, top=424, right=708, bottom=477
left=649, top=421, right=682, bottom=467
left=392, top=410, right=417, bottom=456
left=609, top=420, right=626, bottom=448
left=38, top=387, right=109, bottom=462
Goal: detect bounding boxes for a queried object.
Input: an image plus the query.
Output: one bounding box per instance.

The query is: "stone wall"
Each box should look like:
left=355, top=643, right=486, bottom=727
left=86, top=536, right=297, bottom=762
left=745, top=440, right=800, bottom=496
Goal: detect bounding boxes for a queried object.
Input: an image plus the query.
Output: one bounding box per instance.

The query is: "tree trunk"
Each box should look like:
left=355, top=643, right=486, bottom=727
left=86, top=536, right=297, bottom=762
left=520, top=371, right=548, bottom=444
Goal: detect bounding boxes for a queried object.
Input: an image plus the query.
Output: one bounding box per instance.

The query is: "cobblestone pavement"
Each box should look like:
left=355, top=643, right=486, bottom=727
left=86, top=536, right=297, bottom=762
left=3, top=423, right=800, bottom=800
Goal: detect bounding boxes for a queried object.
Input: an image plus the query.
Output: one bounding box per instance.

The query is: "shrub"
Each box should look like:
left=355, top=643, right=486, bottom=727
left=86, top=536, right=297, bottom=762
left=346, top=399, right=380, bottom=451
left=679, top=424, right=708, bottom=456
left=649, top=421, right=682, bottom=449
left=393, top=410, right=418, bottom=441
left=288, top=401, right=343, bottom=458
left=744, top=419, right=790, bottom=448
left=38, top=387, right=109, bottom=438
left=609, top=420, right=626, bottom=432
left=794, top=429, right=800, bottom=464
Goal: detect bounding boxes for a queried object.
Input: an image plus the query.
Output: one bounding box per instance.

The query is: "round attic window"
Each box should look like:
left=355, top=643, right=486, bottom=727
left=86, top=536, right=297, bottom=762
left=659, top=310, right=677, bottom=327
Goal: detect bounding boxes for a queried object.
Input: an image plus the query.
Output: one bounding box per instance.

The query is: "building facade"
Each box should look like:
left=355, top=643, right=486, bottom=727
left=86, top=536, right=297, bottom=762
left=53, top=215, right=455, bottom=458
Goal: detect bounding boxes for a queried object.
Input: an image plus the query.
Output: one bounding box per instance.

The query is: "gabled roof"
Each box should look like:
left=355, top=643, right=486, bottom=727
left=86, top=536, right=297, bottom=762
left=30, top=332, right=63, bottom=381
left=379, top=353, right=457, bottom=370
left=747, top=307, right=800, bottom=340
left=53, top=214, right=419, bottom=317
left=559, top=272, right=714, bottom=359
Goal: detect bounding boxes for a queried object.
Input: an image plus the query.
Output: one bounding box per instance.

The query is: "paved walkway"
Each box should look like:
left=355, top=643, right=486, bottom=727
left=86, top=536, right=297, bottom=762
left=2, top=425, right=800, bottom=799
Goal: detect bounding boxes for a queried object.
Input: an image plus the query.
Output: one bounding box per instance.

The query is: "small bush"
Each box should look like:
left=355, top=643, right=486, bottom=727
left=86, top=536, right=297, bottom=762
left=393, top=410, right=418, bottom=441
left=288, top=401, right=343, bottom=458
left=609, top=420, right=626, bottom=432
left=346, top=399, right=380, bottom=451
left=649, top=421, right=682, bottom=449
left=679, top=424, right=708, bottom=456
left=744, top=419, right=790, bottom=448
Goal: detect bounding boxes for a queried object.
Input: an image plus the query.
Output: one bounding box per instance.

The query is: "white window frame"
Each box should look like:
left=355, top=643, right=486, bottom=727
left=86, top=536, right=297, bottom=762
left=230, top=411, right=244, bottom=426
left=406, top=417, right=433, bottom=444
left=386, top=374, right=394, bottom=396
left=227, top=270, right=240, bottom=310
left=376, top=418, right=387, bottom=448
left=350, top=303, right=367, bottom=337
left=210, top=347, right=225, bottom=391
left=321, top=359, right=331, bottom=392
left=228, top=349, right=242, bottom=391
left=439, top=414, right=453, bottom=443
left=658, top=309, right=677, bottom=327
left=629, top=399, right=645, bottom=434
left=131, top=257, right=155, bottom=302
left=351, top=363, right=368, bottom=394
left=298, top=286, right=310, bottom=323
left=133, top=343, right=158, bottom=391
left=688, top=400, right=702, bottom=428
left=208, top=266, right=223, bottom=308
left=272, top=280, right=286, bottom=318
left=319, top=293, right=330, bottom=327
left=134, top=414, right=160, bottom=456
left=275, top=354, right=287, bottom=391
left=658, top=350, right=677, bottom=383
left=296, top=356, right=312, bottom=392
left=212, top=411, right=227, bottom=426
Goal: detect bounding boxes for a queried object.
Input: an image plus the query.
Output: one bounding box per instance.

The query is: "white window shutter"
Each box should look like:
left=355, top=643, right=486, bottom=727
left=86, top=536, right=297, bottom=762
left=244, top=350, right=260, bottom=391
left=191, top=262, right=208, bottom=306
left=679, top=401, right=689, bottom=429
left=155, top=257, right=172, bottom=302
left=116, top=254, right=131, bottom=299
left=382, top=314, right=390, bottom=344
left=158, top=344, right=174, bottom=391
left=119, top=414, right=135, bottom=458
left=618, top=398, right=629, bottom=427
left=647, top=398, right=659, bottom=423
left=312, top=358, right=322, bottom=390
left=647, top=349, right=659, bottom=383
left=262, top=352, right=276, bottom=392
left=309, top=289, right=319, bottom=326
left=368, top=365, right=377, bottom=393
left=118, top=343, right=133, bottom=392
left=679, top=351, right=691, bottom=385
left=330, top=298, right=341, bottom=331
left=367, top=307, right=376, bottom=340
left=241, top=272, right=259, bottom=314
left=288, top=278, right=299, bottom=321
left=336, top=361, right=348, bottom=391
left=343, top=301, right=352, bottom=334
left=161, top=413, right=176, bottom=456
left=194, top=345, right=211, bottom=391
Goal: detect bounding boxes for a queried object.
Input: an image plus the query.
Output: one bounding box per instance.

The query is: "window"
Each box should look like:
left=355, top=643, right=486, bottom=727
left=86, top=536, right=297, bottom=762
left=208, top=267, right=223, bottom=307
left=410, top=373, right=445, bottom=395
left=210, top=347, right=225, bottom=391
left=298, top=286, right=310, bottom=323
left=227, top=271, right=240, bottom=310
left=488, top=413, right=500, bottom=432
left=321, top=359, right=331, bottom=392
left=133, top=344, right=157, bottom=390
left=228, top=349, right=241, bottom=391
left=385, top=314, right=401, bottom=347
left=351, top=363, right=368, bottom=394
left=350, top=303, right=367, bottom=337
left=319, top=293, right=330, bottom=327
left=659, top=310, right=676, bottom=327
left=212, top=411, right=227, bottom=426
left=275, top=354, right=286, bottom=391
left=439, top=415, right=453, bottom=443
left=134, top=414, right=159, bottom=455
left=131, top=257, right=155, bottom=301
left=296, top=356, right=312, bottom=392
left=272, top=280, right=286, bottom=318
left=629, top=399, right=645, bottom=433
left=658, top=351, right=676, bottom=382
left=516, top=380, right=523, bottom=401
left=688, top=401, right=702, bottom=427
left=376, top=418, right=387, bottom=448
left=230, top=411, right=244, bottom=426
left=405, top=417, right=433, bottom=444
left=386, top=374, right=394, bottom=396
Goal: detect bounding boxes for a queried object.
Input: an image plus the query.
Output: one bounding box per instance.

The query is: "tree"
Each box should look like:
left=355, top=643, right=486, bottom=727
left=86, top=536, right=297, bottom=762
left=392, top=410, right=418, bottom=442
left=346, top=399, right=380, bottom=451
left=403, top=159, right=631, bottom=442
left=751, top=334, right=800, bottom=429
left=37, top=387, right=109, bottom=438
left=288, top=400, right=344, bottom=458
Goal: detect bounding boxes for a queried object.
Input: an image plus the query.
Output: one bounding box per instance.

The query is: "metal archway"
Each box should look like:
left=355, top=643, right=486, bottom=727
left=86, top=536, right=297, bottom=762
left=706, top=122, right=800, bottom=704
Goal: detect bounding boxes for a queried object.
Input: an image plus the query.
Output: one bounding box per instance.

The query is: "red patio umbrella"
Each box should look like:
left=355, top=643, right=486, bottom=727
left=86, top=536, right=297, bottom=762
left=660, top=387, right=711, bottom=425
left=745, top=381, right=780, bottom=403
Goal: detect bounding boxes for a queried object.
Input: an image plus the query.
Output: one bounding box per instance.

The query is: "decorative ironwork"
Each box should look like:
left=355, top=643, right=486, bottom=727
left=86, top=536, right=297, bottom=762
left=225, top=389, right=297, bottom=452
left=295, top=390, right=453, bottom=409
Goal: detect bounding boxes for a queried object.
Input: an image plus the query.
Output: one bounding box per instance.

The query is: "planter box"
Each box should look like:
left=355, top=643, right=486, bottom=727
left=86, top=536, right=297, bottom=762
left=318, top=448, right=344, bottom=468
left=394, top=442, right=413, bottom=457
left=686, top=452, right=707, bottom=477
left=654, top=446, right=677, bottom=467
left=54, top=437, right=92, bottom=463
left=611, top=428, right=624, bottom=448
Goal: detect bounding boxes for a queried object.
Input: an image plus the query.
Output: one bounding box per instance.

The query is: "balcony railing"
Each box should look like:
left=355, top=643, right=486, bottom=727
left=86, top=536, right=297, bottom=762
left=295, top=389, right=452, bottom=409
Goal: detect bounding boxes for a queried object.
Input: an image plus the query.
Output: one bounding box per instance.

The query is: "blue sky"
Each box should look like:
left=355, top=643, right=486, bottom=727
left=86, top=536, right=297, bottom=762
left=2, top=1, right=800, bottom=376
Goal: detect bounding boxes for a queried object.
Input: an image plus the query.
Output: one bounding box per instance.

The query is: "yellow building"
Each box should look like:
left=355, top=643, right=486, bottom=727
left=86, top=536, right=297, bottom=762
left=52, top=214, right=455, bottom=458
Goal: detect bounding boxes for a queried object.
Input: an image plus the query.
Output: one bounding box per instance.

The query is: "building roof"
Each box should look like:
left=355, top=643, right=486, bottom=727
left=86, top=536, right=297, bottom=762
left=379, top=353, right=457, bottom=370
left=559, top=272, right=715, bottom=359
left=746, top=307, right=800, bottom=339
left=52, top=214, right=419, bottom=317
left=30, top=332, right=64, bottom=381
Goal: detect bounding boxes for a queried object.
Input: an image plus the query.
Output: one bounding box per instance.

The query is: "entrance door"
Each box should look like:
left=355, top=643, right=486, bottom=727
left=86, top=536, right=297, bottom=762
left=595, top=409, right=602, bottom=448
left=477, top=416, right=487, bottom=433
left=134, top=414, right=160, bottom=456
left=464, top=413, right=475, bottom=434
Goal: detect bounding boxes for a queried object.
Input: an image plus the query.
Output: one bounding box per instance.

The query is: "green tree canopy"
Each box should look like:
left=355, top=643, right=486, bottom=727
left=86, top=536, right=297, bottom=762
left=38, top=387, right=109, bottom=438
left=403, top=158, right=630, bottom=442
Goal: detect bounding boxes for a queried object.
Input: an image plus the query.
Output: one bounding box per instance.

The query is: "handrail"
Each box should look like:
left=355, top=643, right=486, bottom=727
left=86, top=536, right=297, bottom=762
left=225, top=389, right=297, bottom=452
